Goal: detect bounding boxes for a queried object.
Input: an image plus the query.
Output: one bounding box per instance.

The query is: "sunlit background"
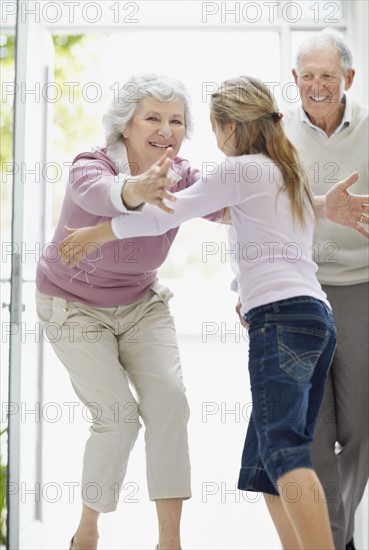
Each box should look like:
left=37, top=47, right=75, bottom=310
left=1, top=1, right=368, bottom=548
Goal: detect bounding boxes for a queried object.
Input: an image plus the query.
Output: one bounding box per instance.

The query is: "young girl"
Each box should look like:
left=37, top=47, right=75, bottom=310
left=60, top=76, right=337, bottom=549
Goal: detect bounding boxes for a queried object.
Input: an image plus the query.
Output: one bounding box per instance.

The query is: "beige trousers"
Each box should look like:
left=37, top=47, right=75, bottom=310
left=36, top=283, right=191, bottom=513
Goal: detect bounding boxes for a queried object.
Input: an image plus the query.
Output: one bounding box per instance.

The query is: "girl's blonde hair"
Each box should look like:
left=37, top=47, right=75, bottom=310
left=210, top=76, right=315, bottom=226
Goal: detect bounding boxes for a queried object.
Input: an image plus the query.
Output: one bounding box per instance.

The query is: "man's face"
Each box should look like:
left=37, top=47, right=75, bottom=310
left=292, top=47, right=355, bottom=122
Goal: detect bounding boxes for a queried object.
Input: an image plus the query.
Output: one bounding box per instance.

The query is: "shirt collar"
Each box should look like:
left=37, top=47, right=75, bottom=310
left=106, top=141, right=182, bottom=182
left=299, top=95, right=352, bottom=138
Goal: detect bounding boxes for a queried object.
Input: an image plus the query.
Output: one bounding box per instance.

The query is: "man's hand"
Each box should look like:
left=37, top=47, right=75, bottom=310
left=122, top=148, right=177, bottom=213
left=317, top=172, right=369, bottom=238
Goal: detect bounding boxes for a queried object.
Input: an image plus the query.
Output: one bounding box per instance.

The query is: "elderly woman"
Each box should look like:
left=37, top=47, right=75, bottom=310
left=35, top=74, right=215, bottom=550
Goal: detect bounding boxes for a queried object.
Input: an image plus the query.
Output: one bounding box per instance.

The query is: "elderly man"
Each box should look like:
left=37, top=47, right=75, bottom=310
left=284, top=29, right=368, bottom=550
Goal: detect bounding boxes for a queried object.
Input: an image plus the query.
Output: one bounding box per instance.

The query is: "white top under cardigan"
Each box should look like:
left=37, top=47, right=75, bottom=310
left=111, top=153, right=329, bottom=316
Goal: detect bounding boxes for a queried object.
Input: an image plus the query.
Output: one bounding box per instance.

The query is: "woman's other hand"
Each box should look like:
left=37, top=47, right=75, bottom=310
left=59, top=222, right=115, bottom=267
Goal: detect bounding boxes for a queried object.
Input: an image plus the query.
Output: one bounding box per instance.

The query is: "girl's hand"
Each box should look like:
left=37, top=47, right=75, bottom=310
left=59, top=222, right=115, bottom=267
left=235, top=297, right=249, bottom=329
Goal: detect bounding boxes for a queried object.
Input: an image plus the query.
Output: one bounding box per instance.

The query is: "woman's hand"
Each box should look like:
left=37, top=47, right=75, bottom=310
left=316, top=172, right=369, bottom=238
left=122, top=148, right=177, bottom=213
left=59, top=221, right=115, bottom=267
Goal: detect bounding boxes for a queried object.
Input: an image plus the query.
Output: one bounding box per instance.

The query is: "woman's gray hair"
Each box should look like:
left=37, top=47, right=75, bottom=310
left=296, top=28, right=353, bottom=73
left=103, top=74, right=193, bottom=147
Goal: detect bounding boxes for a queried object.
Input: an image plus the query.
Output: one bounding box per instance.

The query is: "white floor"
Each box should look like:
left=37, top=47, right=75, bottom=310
left=7, top=278, right=368, bottom=549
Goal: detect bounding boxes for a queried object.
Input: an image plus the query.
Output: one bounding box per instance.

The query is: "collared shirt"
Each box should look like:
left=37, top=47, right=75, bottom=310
left=299, top=95, right=353, bottom=139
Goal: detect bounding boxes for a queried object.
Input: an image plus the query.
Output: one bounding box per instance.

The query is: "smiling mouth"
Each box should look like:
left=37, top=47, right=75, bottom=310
left=149, top=142, right=172, bottom=148
left=310, top=96, right=330, bottom=103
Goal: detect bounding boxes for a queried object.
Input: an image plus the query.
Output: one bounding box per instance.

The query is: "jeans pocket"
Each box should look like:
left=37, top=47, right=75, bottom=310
left=277, top=325, right=328, bottom=383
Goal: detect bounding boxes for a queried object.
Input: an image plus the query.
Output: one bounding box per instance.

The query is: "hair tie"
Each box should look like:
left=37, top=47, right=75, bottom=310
left=271, top=111, right=283, bottom=123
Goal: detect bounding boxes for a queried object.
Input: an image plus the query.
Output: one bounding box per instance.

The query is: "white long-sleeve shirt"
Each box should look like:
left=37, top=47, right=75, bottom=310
left=112, top=153, right=329, bottom=315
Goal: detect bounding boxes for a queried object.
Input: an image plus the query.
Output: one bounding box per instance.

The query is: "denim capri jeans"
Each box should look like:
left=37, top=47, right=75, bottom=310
left=237, top=296, right=337, bottom=495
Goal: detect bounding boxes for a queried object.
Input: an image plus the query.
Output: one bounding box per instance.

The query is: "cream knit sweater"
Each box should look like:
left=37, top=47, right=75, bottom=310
left=283, top=100, right=368, bottom=285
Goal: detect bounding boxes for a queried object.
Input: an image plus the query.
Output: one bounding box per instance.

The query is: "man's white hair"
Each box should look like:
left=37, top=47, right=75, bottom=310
left=296, top=29, right=353, bottom=73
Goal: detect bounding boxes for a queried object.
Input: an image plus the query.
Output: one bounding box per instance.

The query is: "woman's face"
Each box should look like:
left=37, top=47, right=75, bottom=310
left=123, top=97, right=186, bottom=173
left=210, top=112, right=236, bottom=156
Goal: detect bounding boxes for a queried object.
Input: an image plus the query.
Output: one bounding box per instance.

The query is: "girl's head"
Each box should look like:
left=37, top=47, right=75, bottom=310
left=103, top=74, right=192, bottom=172
left=210, top=76, right=315, bottom=225
left=210, top=76, right=282, bottom=156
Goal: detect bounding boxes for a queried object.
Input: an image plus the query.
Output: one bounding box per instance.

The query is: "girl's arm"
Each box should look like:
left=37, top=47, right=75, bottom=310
left=111, top=160, right=241, bottom=239
left=60, top=157, right=242, bottom=266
